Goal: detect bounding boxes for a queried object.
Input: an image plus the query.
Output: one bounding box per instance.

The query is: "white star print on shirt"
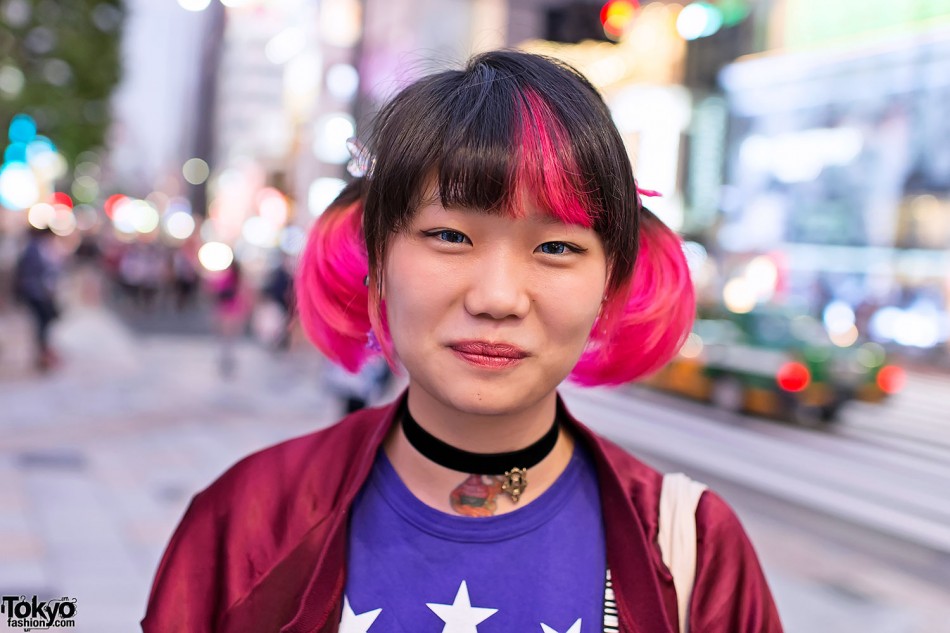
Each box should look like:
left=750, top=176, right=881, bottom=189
left=541, top=619, right=582, bottom=633
left=339, top=595, right=382, bottom=633
left=426, top=580, right=498, bottom=633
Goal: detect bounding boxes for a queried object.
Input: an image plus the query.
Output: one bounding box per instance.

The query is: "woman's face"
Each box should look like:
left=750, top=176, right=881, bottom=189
left=383, top=194, right=608, bottom=416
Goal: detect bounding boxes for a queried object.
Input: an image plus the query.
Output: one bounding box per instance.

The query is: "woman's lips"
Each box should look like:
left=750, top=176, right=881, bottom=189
left=449, top=341, right=528, bottom=369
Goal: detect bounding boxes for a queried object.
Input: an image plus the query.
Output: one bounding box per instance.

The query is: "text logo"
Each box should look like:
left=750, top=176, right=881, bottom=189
left=1, top=595, right=77, bottom=631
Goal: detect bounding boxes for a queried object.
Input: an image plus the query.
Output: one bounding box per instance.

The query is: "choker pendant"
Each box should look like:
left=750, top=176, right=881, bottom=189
left=501, top=468, right=528, bottom=503
left=400, top=400, right=560, bottom=505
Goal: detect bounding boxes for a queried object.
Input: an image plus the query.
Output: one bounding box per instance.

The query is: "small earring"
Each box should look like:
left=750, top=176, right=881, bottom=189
left=363, top=275, right=370, bottom=287
left=366, top=329, right=382, bottom=352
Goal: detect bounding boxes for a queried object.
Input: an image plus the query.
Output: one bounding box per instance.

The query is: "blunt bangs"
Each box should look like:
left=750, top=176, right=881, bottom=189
left=364, top=50, right=640, bottom=296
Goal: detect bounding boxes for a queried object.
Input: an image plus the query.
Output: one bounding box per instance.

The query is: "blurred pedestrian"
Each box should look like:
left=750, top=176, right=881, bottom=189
left=171, top=246, right=199, bottom=312
left=144, top=51, right=782, bottom=632
left=210, top=260, right=250, bottom=378
left=259, top=256, right=294, bottom=350
left=13, top=227, right=62, bottom=371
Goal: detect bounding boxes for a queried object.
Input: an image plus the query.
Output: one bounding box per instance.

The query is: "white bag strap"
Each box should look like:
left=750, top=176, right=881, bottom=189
left=657, top=473, right=708, bottom=633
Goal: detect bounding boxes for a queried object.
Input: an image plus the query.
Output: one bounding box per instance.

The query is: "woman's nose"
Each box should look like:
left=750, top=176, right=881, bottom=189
left=463, top=256, right=531, bottom=320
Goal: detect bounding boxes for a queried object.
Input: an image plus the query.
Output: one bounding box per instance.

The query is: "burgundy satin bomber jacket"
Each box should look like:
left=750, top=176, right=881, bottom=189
left=142, top=390, right=783, bottom=632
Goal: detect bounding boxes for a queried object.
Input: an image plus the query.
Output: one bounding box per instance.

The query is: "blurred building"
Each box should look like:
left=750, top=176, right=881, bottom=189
left=718, top=0, right=950, bottom=357
left=108, top=0, right=213, bottom=197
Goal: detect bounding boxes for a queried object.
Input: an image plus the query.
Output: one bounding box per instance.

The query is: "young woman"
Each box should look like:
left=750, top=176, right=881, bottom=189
left=143, top=50, right=782, bottom=633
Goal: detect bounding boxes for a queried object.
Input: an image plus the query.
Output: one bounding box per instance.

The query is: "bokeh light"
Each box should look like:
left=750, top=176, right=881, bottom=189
left=8, top=113, right=37, bottom=143
left=823, top=300, right=856, bottom=335
left=718, top=0, right=751, bottom=26
left=679, top=332, right=704, bottom=359
left=75, top=160, right=100, bottom=179
left=104, top=194, right=127, bottom=219
left=320, top=0, right=362, bottom=47
left=71, top=175, right=99, bottom=203
left=723, top=277, right=757, bottom=314
left=111, top=198, right=160, bottom=235
left=285, top=52, right=322, bottom=103
left=257, top=187, right=288, bottom=226
left=27, top=203, right=55, bottom=229
left=0, top=162, right=39, bottom=209
left=777, top=362, right=811, bottom=392
left=132, top=201, right=160, bottom=234
left=877, top=365, right=907, bottom=394
left=242, top=216, right=279, bottom=248
left=49, top=206, right=77, bottom=236
left=326, top=63, right=359, bottom=101
left=308, top=177, right=346, bottom=216
left=0, top=65, right=25, bottom=98
left=164, top=211, right=196, bottom=240
left=312, top=113, right=356, bottom=163
left=177, top=0, right=211, bottom=11
left=601, top=1, right=639, bottom=40
left=677, top=2, right=723, bottom=40
left=183, top=158, right=210, bottom=185
left=4, top=142, right=26, bottom=163
left=198, top=241, right=234, bottom=272
left=829, top=325, right=859, bottom=348
left=27, top=140, right=67, bottom=181
left=51, top=191, right=72, bottom=208
left=745, top=256, right=778, bottom=300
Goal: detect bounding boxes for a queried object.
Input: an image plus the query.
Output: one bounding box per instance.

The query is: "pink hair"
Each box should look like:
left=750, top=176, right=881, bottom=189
left=296, top=90, right=694, bottom=384
left=570, top=209, right=695, bottom=385
left=513, top=91, right=595, bottom=228
left=295, top=196, right=373, bottom=372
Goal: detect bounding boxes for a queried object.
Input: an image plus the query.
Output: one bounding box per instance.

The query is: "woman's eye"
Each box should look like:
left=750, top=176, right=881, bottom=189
left=429, top=230, right=468, bottom=244
left=539, top=242, right=571, bottom=255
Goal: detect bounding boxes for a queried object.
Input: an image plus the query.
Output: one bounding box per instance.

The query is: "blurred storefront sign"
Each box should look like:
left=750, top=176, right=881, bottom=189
left=719, top=22, right=950, bottom=358
left=773, top=0, right=950, bottom=51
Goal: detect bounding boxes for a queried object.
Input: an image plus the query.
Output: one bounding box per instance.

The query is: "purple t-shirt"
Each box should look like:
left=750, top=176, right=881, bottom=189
left=343, top=444, right=606, bottom=632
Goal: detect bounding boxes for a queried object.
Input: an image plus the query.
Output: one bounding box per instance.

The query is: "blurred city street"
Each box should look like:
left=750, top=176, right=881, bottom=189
left=0, top=292, right=343, bottom=631
left=1, top=291, right=949, bottom=632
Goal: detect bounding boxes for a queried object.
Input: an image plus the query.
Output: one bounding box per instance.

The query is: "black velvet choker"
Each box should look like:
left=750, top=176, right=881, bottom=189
left=400, top=401, right=560, bottom=503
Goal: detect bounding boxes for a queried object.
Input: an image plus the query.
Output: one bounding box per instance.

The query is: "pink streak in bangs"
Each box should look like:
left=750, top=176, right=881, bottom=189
left=513, top=90, right=596, bottom=226
left=295, top=200, right=374, bottom=372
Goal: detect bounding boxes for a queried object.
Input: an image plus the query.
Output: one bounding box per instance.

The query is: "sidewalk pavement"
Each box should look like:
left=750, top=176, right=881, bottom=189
left=0, top=303, right=357, bottom=632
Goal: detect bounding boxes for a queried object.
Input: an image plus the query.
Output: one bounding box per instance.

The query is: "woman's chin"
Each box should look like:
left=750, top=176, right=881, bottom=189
left=414, top=375, right=552, bottom=418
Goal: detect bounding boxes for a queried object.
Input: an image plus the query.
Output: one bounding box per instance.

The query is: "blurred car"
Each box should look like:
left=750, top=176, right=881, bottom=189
left=644, top=308, right=905, bottom=425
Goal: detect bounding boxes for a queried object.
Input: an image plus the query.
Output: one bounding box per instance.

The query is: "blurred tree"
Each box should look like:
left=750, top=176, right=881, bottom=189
left=0, top=0, right=125, bottom=168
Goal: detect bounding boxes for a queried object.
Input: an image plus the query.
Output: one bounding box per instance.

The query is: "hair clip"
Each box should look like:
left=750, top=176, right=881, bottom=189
left=346, top=137, right=376, bottom=178
left=636, top=186, right=662, bottom=198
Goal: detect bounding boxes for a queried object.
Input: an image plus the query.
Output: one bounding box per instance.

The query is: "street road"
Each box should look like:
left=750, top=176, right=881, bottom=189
left=561, top=378, right=950, bottom=633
